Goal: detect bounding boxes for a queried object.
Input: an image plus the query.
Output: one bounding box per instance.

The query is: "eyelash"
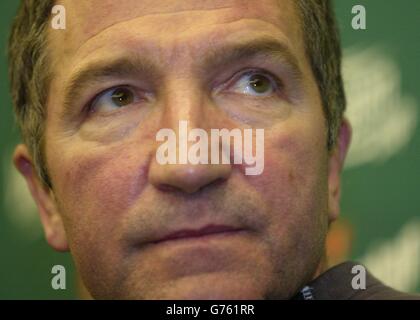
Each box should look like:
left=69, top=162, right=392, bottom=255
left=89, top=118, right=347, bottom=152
left=85, top=84, right=134, bottom=114
left=236, top=68, right=282, bottom=87
left=217, top=68, right=285, bottom=96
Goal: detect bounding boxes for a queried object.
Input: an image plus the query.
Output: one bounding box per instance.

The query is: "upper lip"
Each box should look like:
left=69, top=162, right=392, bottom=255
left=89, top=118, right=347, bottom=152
left=151, top=224, right=243, bottom=244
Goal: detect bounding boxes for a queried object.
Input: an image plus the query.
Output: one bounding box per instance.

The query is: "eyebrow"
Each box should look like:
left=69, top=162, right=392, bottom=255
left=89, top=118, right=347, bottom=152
left=62, top=56, right=160, bottom=116
left=62, top=37, right=303, bottom=116
left=200, top=38, right=303, bottom=81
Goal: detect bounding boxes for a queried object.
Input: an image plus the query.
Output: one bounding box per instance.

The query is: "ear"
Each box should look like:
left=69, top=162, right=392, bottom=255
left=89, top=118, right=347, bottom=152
left=327, top=118, right=352, bottom=223
left=13, top=144, right=69, bottom=252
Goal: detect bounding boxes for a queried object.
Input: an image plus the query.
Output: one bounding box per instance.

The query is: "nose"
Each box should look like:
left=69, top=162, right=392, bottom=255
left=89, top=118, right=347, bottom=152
left=149, top=161, right=231, bottom=194
left=148, top=78, right=232, bottom=194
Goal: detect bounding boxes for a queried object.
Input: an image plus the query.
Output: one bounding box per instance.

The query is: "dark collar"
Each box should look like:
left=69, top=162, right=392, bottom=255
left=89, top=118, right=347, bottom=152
left=292, top=261, right=420, bottom=300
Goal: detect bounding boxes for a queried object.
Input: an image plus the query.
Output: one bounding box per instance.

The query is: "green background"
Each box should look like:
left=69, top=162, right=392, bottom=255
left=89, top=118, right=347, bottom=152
left=1, top=1, right=419, bottom=299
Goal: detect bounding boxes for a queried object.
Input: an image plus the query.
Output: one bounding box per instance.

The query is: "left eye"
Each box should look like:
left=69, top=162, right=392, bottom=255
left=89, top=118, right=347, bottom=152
left=229, top=71, right=279, bottom=96
left=90, top=87, right=138, bottom=112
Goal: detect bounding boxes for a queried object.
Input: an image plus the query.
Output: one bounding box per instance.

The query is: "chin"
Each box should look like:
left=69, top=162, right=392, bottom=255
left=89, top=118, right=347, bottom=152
left=143, top=275, right=267, bottom=300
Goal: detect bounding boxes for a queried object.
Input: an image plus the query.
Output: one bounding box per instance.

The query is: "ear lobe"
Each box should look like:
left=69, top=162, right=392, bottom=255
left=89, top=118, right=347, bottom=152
left=13, top=144, right=69, bottom=252
left=328, top=119, right=352, bottom=222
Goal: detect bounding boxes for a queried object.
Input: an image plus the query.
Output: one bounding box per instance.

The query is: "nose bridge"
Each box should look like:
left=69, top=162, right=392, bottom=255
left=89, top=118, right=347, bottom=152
left=157, top=26, right=214, bottom=128
left=161, top=74, right=207, bottom=131
left=149, top=74, right=233, bottom=194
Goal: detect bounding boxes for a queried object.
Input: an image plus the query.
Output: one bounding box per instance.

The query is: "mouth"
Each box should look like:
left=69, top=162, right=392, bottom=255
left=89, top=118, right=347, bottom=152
left=151, top=224, right=244, bottom=245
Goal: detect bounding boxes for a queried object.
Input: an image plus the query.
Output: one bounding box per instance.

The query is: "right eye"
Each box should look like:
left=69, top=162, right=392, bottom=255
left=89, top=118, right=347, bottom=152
left=90, top=87, right=139, bottom=113
left=228, top=71, right=278, bottom=97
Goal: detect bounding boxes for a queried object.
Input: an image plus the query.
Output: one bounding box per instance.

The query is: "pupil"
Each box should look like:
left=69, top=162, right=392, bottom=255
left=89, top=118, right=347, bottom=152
left=112, top=89, right=132, bottom=106
left=249, top=75, right=270, bottom=93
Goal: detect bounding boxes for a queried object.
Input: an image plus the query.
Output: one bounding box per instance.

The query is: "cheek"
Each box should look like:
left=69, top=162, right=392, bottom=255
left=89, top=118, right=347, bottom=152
left=47, top=140, right=153, bottom=296
left=260, top=123, right=328, bottom=208
left=48, top=140, right=151, bottom=247
left=254, top=119, right=330, bottom=244
left=251, top=122, right=329, bottom=283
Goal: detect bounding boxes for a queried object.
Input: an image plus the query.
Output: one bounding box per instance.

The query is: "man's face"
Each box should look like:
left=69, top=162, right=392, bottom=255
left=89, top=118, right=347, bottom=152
left=18, top=0, right=346, bottom=299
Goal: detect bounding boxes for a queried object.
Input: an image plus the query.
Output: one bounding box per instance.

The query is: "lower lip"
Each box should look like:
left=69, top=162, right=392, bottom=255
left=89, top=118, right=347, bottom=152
left=152, top=229, right=245, bottom=246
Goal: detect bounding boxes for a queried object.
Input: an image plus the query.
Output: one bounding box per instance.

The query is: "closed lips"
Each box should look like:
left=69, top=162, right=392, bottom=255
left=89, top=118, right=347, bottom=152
left=152, top=224, right=243, bottom=244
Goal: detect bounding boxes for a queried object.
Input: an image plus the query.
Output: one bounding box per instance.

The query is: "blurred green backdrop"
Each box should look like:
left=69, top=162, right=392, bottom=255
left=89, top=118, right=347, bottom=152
left=1, top=1, right=419, bottom=299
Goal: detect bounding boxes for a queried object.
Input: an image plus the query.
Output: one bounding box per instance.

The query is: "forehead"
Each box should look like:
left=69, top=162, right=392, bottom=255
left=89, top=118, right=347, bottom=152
left=51, top=0, right=302, bottom=61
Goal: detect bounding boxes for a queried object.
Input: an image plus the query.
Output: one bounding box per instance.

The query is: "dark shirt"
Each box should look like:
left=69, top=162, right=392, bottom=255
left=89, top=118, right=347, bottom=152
left=292, top=261, right=420, bottom=300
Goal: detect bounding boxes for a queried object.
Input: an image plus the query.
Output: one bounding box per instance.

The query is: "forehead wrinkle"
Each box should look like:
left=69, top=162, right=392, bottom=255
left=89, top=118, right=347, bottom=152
left=65, top=7, right=237, bottom=62
left=51, top=0, right=301, bottom=70
left=57, top=0, right=295, bottom=62
left=59, top=15, right=300, bottom=83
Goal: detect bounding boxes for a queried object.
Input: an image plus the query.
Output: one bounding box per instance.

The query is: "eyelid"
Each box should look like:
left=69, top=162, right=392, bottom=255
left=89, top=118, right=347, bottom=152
left=86, top=85, right=140, bottom=113
left=215, top=68, right=284, bottom=94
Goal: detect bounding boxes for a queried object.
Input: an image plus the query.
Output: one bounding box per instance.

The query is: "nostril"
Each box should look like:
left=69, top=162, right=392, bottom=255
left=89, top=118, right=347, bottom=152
left=149, top=160, right=232, bottom=195
left=157, top=184, right=181, bottom=193
left=154, top=172, right=229, bottom=194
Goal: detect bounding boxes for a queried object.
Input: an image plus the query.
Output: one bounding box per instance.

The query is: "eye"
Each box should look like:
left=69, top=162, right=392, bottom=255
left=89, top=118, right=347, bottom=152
left=90, top=87, right=138, bottom=113
left=228, top=71, right=280, bottom=97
